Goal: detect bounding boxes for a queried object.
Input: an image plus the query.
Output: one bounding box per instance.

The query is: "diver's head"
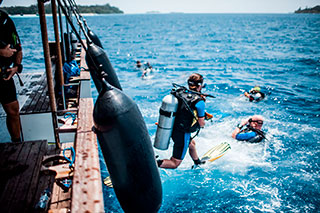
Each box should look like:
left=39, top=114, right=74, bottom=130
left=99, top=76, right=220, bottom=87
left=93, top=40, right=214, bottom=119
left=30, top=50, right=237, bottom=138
left=187, top=73, right=204, bottom=92
left=248, top=115, right=264, bottom=130
left=250, top=86, right=261, bottom=94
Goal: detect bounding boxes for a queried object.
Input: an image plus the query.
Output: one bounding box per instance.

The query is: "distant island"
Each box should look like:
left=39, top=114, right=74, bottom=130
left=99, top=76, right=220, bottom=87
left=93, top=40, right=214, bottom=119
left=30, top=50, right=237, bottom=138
left=0, top=3, right=123, bottom=15
left=295, top=5, right=320, bottom=13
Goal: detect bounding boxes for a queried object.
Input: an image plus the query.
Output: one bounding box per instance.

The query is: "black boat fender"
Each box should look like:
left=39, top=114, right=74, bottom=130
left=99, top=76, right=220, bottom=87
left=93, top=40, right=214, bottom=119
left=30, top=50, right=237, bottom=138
left=87, top=28, right=103, bottom=49
left=93, top=84, right=162, bottom=213
left=85, top=43, right=122, bottom=92
left=70, top=31, right=78, bottom=53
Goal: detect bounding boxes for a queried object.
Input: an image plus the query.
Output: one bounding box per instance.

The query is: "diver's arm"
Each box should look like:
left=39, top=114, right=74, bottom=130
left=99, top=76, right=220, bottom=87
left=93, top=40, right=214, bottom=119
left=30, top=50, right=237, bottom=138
left=198, top=117, right=205, bottom=128
left=235, top=132, right=257, bottom=141
left=14, top=49, right=22, bottom=65
left=231, top=119, right=249, bottom=139
left=244, top=91, right=254, bottom=101
left=3, top=49, right=22, bottom=81
left=244, top=91, right=250, bottom=98
left=195, top=100, right=205, bottom=128
left=0, top=44, right=17, bottom=57
left=231, top=127, right=240, bottom=139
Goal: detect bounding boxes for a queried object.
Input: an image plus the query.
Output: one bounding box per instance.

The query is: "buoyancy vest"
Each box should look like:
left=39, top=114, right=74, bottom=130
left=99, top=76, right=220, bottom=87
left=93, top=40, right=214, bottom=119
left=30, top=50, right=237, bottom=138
left=240, top=126, right=266, bottom=143
left=249, top=91, right=265, bottom=102
left=171, top=87, right=204, bottom=133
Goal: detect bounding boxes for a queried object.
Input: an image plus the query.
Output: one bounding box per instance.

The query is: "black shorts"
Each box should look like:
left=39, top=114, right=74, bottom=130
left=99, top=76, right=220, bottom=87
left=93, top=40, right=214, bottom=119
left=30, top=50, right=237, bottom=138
left=171, top=128, right=191, bottom=160
left=0, top=78, right=17, bottom=105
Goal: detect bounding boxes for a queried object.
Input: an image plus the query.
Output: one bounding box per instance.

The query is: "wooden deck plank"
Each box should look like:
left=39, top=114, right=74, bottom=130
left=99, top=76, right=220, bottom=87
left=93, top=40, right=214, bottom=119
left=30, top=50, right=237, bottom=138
left=71, top=98, right=104, bottom=212
left=0, top=142, right=25, bottom=194
left=20, top=81, right=41, bottom=114
left=24, top=140, right=49, bottom=212
left=34, top=144, right=61, bottom=210
left=0, top=142, right=24, bottom=168
left=0, top=142, right=31, bottom=208
left=0, top=141, right=48, bottom=212
left=10, top=140, right=47, bottom=212
left=22, top=76, right=46, bottom=113
left=20, top=75, right=48, bottom=114
left=34, top=80, right=50, bottom=112
left=50, top=142, right=73, bottom=211
left=40, top=95, right=51, bottom=113
left=26, top=78, right=48, bottom=114
left=21, top=62, right=56, bottom=115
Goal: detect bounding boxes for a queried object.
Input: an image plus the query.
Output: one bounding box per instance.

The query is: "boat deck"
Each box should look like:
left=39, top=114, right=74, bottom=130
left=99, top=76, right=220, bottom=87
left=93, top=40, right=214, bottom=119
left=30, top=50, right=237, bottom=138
left=0, top=140, right=49, bottom=212
left=0, top=42, right=104, bottom=212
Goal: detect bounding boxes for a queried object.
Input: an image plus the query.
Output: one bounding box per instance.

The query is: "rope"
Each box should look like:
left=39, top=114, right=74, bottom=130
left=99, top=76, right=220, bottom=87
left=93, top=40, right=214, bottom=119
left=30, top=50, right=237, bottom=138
left=63, top=146, right=75, bottom=168
left=64, top=112, right=77, bottom=125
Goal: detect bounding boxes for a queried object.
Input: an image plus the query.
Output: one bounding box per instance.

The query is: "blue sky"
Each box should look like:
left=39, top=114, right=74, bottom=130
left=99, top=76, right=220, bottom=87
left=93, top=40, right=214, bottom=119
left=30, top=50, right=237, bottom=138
left=2, top=0, right=320, bottom=13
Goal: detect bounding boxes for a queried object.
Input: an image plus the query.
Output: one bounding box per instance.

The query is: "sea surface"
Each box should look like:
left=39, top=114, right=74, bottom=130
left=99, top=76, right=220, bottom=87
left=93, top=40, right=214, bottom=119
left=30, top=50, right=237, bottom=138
left=2, top=13, right=320, bottom=212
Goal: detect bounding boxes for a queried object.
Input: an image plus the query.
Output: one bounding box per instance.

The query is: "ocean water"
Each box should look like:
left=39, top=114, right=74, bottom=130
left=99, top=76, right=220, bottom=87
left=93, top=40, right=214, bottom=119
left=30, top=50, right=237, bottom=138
left=5, top=13, right=320, bottom=212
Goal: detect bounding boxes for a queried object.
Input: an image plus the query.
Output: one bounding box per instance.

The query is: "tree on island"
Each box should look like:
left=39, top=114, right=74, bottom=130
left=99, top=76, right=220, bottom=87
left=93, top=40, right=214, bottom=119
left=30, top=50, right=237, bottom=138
left=0, top=3, right=123, bottom=15
left=295, top=5, right=320, bottom=13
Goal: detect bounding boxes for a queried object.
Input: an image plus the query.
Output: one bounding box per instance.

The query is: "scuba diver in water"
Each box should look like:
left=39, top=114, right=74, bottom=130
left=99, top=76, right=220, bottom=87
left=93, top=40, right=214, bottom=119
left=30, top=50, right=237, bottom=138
left=157, top=73, right=213, bottom=169
left=244, top=86, right=265, bottom=102
left=136, top=60, right=142, bottom=68
left=231, top=115, right=266, bottom=143
left=141, top=62, right=153, bottom=78
left=136, top=60, right=153, bottom=78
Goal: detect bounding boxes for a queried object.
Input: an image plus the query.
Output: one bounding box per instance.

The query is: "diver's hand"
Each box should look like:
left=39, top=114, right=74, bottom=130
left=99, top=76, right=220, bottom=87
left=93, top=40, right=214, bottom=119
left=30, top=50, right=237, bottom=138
left=3, top=66, right=18, bottom=81
left=0, top=44, right=17, bottom=58
left=244, top=91, right=251, bottom=98
left=205, top=112, right=213, bottom=120
left=200, top=95, right=206, bottom=102
left=240, top=118, right=249, bottom=127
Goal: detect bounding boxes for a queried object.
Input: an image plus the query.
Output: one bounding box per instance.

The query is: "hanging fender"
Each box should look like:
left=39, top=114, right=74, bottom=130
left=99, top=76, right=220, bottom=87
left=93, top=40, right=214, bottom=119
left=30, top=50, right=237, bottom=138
left=87, top=29, right=103, bottom=49
left=85, top=42, right=122, bottom=92
left=93, top=85, right=162, bottom=213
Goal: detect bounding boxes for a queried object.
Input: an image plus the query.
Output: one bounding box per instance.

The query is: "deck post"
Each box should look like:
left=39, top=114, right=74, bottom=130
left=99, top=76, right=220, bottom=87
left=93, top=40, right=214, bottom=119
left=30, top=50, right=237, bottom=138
left=51, top=0, right=66, bottom=109
left=37, top=0, right=61, bottom=149
left=58, top=5, right=65, bottom=64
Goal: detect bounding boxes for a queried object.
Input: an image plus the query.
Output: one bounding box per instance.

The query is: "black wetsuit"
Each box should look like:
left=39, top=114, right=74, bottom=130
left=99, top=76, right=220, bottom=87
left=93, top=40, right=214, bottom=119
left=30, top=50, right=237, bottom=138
left=0, top=10, right=22, bottom=105
left=236, top=126, right=265, bottom=143
left=171, top=88, right=205, bottom=160
left=247, top=91, right=265, bottom=102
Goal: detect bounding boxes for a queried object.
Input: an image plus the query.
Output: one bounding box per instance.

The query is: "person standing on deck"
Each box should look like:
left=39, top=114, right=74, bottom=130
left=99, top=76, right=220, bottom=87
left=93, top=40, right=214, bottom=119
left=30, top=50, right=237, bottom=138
left=0, top=0, right=23, bottom=142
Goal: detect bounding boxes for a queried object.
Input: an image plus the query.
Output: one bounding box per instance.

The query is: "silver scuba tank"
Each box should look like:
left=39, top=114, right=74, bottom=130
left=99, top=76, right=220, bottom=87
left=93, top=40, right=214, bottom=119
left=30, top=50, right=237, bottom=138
left=154, top=94, right=179, bottom=150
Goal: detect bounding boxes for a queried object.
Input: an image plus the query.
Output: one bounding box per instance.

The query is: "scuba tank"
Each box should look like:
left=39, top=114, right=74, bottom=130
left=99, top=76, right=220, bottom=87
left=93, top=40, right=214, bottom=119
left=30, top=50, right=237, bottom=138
left=154, top=93, right=178, bottom=150
left=154, top=83, right=215, bottom=150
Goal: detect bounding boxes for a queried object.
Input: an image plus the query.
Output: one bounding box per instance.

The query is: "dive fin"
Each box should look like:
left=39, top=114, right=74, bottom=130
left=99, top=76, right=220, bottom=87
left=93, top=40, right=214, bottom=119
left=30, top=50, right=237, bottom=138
left=201, top=142, right=231, bottom=162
